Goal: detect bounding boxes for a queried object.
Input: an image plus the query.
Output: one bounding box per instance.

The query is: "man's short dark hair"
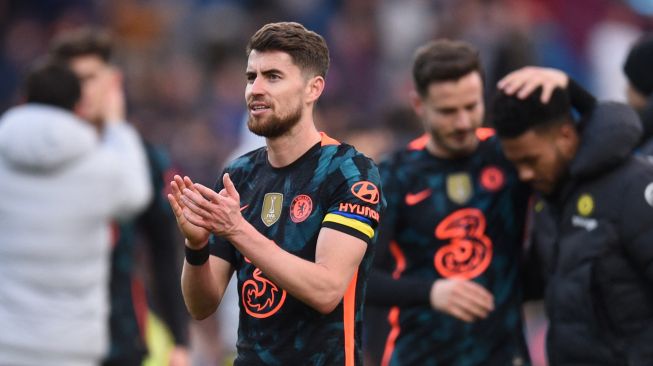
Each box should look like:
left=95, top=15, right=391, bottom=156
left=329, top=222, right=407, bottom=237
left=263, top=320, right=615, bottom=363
left=25, top=58, right=81, bottom=111
left=623, top=33, right=653, bottom=97
left=492, top=87, right=572, bottom=138
left=246, top=22, right=329, bottom=78
left=412, top=39, right=484, bottom=97
left=49, top=27, right=113, bottom=62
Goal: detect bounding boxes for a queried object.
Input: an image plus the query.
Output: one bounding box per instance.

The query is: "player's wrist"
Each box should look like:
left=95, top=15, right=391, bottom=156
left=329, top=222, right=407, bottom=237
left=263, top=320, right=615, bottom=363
left=185, top=237, right=208, bottom=249
left=429, top=280, right=443, bottom=310
left=185, top=239, right=209, bottom=266
left=223, top=216, right=247, bottom=241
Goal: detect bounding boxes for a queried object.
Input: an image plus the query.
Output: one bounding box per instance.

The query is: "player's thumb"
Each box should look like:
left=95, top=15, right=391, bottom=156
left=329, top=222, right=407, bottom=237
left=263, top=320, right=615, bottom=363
left=223, top=173, right=239, bottom=199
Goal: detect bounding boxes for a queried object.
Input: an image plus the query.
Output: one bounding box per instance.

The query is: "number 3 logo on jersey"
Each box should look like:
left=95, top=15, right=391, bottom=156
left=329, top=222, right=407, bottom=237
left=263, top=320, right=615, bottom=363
left=433, top=208, right=493, bottom=280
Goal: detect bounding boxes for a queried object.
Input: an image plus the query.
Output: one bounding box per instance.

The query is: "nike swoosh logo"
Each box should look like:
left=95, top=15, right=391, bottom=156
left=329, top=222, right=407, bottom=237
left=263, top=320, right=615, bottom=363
left=240, top=204, right=249, bottom=211
left=405, top=189, right=432, bottom=206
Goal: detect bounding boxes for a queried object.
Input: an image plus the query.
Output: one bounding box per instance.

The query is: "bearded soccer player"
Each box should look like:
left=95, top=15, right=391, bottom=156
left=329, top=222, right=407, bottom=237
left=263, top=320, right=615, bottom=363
left=168, top=22, right=385, bottom=365
left=365, top=39, right=534, bottom=366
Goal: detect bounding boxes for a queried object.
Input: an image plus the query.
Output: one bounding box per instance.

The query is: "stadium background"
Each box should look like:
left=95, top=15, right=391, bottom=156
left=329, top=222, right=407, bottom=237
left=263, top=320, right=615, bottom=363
left=1, top=0, right=652, bottom=365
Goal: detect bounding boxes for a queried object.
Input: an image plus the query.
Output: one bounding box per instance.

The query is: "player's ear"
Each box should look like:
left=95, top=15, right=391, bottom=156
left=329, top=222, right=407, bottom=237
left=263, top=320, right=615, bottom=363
left=305, top=75, right=325, bottom=104
left=554, top=122, right=579, bottom=159
left=409, top=90, right=424, bottom=117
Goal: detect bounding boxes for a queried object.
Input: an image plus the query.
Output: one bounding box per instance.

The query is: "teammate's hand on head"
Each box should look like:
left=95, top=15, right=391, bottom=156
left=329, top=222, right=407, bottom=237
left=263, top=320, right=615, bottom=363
left=429, top=278, right=494, bottom=323
left=167, top=175, right=210, bottom=248
left=498, top=66, right=568, bottom=103
left=181, top=173, right=244, bottom=239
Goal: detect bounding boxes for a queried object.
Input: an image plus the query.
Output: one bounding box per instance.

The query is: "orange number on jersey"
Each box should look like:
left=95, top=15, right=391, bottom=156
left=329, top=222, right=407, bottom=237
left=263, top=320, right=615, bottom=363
left=433, top=208, right=492, bottom=280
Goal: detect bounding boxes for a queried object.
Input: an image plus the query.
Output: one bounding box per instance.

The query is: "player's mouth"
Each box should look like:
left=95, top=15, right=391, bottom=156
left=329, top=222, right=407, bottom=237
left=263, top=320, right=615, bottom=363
left=450, top=131, right=472, bottom=143
left=249, top=102, right=271, bottom=116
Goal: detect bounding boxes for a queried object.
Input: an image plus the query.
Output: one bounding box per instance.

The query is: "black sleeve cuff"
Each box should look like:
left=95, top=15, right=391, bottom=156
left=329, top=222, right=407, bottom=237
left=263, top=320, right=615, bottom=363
left=209, top=236, right=237, bottom=265
left=366, top=270, right=432, bottom=307
left=322, top=221, right=372, bottom=245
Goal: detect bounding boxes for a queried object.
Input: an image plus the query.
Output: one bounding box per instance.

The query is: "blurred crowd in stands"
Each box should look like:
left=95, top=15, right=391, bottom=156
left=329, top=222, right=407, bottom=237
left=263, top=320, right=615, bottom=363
left=2, top=0, right=651, bottom=185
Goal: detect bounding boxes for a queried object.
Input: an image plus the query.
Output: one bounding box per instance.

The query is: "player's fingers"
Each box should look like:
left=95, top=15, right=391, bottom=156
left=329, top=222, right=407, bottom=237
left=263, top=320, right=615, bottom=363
left=452, top=283, right=492, bottom=316
left=182, top=188, right=212, bottom=209
left=449, top=306, right=475, bottom=323
left=453, top=294, right=491, bottom=319
left=497, top=70, right=522, bottom=88
left=170, top=180, right=181, bottom=196
left=540, top=83, right=554, bottom=104
left=516, top=78, right=541, bottom=100
left=223, top=173, right=240, bottom=201
left=167, top=193, right=181, bottom=216
left=498, top=70, right=532, bottom=94
left=498, top=76, right=521, bottom=94
left=181, top=192, right=213, bottom=220
left=194, top=183, right=221, bottom=202
left=173, top=175, right=186, bottom=191
left=213, top=191, right=238, bottom=211
left=183, top=176, right=203, bottom=196
left=182, top=207, right=211, bottom=229
left=167, top=194, right=184, bottom=218
left=182, top=176, right=202, bottom=198
left=458, top=281, right=494, bottom=309
left=497, top=76, right=509, bottom=89
left=170, top=181, right=187, bottom=209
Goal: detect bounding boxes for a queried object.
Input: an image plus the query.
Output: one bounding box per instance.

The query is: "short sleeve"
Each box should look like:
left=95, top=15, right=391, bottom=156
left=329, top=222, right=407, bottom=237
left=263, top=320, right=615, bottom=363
left=321, top=154, right=386, bottom=245
left=209, top=233, right=236, bottom=265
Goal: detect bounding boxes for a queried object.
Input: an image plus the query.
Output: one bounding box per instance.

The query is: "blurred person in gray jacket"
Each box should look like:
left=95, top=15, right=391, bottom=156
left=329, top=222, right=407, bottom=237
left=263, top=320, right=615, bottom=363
left=0, top=59, right=151, bottom=365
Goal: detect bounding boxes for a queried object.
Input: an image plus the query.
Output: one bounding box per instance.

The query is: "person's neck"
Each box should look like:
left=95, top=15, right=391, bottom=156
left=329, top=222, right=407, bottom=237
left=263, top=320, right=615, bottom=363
left=266, top=120, right=321, bottom=168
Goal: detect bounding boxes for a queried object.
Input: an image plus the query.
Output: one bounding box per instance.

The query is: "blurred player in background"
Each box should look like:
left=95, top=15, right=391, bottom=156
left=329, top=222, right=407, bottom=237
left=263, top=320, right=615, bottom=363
left=493, top=80, right=653, bottom=365
left=0, top=58, right=151, bottom=365
left=365, top=39, right=533, bottom=366
left=50, top=28, right=190, bottom=366
left=624, top=33, right=653, bottom=156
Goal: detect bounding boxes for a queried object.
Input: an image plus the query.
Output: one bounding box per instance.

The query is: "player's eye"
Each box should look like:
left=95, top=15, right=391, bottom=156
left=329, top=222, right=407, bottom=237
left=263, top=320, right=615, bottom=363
left=465, top=103, right=477, bottom=111
left=438, top=108, right=456, bottom=115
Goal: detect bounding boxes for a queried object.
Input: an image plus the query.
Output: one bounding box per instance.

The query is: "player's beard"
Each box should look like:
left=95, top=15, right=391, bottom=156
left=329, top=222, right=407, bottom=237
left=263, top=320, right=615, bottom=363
left=247, top=100, right=303, bottom=138
left=536, top=144, right=571, bottom=196
left=429, top=127, right=478, bottom=158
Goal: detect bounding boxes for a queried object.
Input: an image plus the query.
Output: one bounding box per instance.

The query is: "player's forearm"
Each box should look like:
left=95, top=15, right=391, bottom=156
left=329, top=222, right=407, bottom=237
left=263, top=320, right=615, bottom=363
left=227, top=222, right=350, bottom=314
left=181, top=259, right=221, bottom=320
left=105, top=124, right=153, bottom=219
left=366, top=270, right=432, bottom=307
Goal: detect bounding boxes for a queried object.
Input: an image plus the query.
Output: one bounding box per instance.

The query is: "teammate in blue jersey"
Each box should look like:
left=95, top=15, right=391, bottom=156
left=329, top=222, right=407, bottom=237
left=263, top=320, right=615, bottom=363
left=168, top=22, right=385, bottom=365
left=365, top=39, right=539, bottom=366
